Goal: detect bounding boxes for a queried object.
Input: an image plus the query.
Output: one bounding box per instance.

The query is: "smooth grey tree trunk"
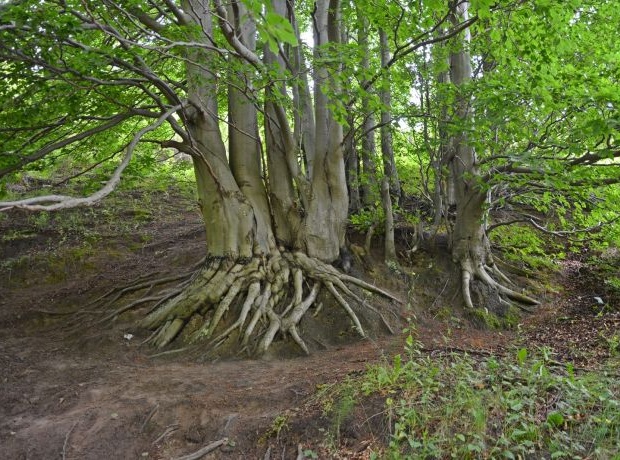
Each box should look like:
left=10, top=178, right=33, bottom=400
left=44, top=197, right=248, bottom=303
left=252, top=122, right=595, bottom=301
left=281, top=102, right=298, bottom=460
left=447, top=0, right=538, bottom=310
left=289, top=1, right=316, bottom=177
left=358, top=13, right=378, bottom=207
left=305, top=0, right=348, bottom=261
left=345, top=111, right=362, bottom=212
left=227, top=1, right=275, bottom=256
left=378, top=28, right=398, bottom=265
left=183, top=0, right=256, bottom=259
left=379, top=28, right=401, bottom=202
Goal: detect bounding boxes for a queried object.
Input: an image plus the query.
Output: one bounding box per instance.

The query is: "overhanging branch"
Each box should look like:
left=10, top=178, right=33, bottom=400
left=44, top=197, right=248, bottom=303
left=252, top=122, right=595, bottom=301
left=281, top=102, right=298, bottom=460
left=0, top=105, right=182, bottom=212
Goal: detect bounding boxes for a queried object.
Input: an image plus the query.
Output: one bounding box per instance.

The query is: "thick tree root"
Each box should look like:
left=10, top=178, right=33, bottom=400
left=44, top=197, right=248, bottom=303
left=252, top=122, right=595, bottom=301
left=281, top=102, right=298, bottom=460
left=460, top=258, right=539, bottom=312
left=135, top=251, right=401, bottom=354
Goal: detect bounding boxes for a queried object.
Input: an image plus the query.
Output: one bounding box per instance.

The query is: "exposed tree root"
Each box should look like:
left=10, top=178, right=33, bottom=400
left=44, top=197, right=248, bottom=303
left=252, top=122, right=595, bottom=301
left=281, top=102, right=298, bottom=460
left=80, top=257, right=207, bottom=317
left=460, top=258, right=539, bottom=312
left=100, top=251, right=401, bottom=355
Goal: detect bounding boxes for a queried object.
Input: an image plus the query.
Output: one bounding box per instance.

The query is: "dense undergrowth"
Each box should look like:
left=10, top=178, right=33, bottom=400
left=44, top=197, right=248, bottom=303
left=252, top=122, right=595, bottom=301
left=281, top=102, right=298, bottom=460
left=319, top=331, right=620, bottom=459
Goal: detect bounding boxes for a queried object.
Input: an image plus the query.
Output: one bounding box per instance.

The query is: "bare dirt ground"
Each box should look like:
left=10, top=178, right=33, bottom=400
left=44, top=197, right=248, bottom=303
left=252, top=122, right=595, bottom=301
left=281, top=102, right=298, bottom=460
left=1, top=189, right=618, bottom=459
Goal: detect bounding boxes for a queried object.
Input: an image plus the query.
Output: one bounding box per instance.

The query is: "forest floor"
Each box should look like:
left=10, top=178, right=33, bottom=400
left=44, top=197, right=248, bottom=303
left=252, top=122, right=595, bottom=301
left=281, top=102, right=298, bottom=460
left=1, top=187, right=619, bottom=459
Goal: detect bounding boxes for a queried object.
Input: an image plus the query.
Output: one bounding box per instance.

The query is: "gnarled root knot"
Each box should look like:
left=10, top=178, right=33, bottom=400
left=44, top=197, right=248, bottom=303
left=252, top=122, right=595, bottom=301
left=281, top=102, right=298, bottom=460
left=140, top=251, right=401, bottom=354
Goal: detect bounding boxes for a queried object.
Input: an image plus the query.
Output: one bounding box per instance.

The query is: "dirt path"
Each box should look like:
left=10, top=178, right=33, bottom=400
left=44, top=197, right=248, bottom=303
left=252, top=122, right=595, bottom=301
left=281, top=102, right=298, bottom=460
left=1, top=328, right=394, bottom=459
left=1, top=306, right=507, bottom=459
left=0, top=286, right=512, bottom=460
left=0, top=196, right=397, bottom=459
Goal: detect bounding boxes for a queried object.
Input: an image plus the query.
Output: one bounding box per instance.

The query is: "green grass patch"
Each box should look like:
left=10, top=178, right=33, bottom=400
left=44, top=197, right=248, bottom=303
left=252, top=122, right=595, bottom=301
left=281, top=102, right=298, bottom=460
left=321, top=332, right=620, bottom=459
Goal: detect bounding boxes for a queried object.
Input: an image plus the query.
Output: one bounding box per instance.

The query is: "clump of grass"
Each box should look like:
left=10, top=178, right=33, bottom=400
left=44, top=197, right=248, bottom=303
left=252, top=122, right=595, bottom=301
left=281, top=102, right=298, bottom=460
left=322, top=330, right=620, bottom=459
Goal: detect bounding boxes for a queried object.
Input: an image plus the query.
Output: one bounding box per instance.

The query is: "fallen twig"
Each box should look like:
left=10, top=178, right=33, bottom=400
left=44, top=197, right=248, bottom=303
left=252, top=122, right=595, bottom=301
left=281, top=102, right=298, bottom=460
left=147, top=347, right=188, bottom=359
left=62, top=421, right=78, bottom=460
left=140, top=404, right=159, bottom=432
left=171, top=437, right=229, bottom=460
left=33, top=309, right=75, bottom=316
left=152, top=423, right=179, bottom=445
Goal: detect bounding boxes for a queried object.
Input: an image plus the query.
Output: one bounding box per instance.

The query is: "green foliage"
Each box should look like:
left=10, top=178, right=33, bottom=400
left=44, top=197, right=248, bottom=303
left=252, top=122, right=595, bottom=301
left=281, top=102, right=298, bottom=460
left=493, top=224, right=557, bottom=270
left=1, top=144, right=196, bottom=202
left=243, top=1, right=298, bottom=53
left=583, top=186, right=620, bottom=250
left=349, top=206, right=384, bottom=232
left=1, top=0, right=619, bottom=277
left=394, top=132, right=429, bottom=197
left=323, top=335, right=620, bottom=459
left=258, top=412, right=290, bottom=444
left=302, top=449, right=319, bottom=459
left=314, top=379, right=359, bottom=443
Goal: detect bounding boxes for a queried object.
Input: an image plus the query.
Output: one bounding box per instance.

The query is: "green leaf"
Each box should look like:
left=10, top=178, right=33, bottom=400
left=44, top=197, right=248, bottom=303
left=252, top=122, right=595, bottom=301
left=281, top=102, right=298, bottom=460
left=472, top=0, right=493, bottom=19
left=517, top=348, right=528, bottom=365
left=264, top=12, right=298, bottom=47
left=546, top=411, right=565, bottom=427
left=510, top=402, right=523, bottom=411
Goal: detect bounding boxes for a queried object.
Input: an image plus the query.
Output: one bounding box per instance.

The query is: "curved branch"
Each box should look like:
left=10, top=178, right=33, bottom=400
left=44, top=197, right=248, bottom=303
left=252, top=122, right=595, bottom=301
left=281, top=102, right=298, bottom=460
left=488, top=214, right=619, bottom=242
left=0, top=105, right=182, bottom=212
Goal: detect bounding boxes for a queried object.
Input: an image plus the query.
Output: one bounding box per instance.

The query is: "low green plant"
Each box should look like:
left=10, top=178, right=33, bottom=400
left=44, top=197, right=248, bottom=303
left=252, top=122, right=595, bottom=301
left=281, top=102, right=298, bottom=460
left=314, top=379, right=359, bottom=443
left=259, top=413, right=289, bottom=443
left=29, top=211, right=50, bottom=231
left=302, top=448, right=319, bottom=459
left=466, top=306, right=521, bottom=330
left=605, top=276, right=620, bottom=292
left=321, top=330, right=620, bottom=459
left=599, top=332, right=620, bottom=357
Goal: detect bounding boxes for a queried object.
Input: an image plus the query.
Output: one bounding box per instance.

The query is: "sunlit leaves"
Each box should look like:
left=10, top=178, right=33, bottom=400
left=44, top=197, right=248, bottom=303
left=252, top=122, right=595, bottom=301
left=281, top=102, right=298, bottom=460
left=261, top=11, right=298, bottom=53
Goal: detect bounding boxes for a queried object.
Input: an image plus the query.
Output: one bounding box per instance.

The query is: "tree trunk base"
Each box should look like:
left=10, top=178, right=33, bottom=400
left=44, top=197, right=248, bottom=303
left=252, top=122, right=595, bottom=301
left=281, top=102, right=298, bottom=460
left=135, top=251, right=400, bottom=355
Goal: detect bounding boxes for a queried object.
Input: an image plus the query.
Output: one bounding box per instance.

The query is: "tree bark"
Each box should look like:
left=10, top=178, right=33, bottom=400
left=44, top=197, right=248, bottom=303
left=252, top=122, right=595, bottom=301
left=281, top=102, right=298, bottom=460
left=261, top=0, right=307, bottom=249
left=379, top=28, right=401, bottom=202
left=288, top=1, right=316, bottom=177
left=183, top=0, right=256, bottom=259
left=227, top=1, right=275, bottom=256
left=305, top=0, right=348, bottom=261
left=381, top=177, right=397, bottom=265
left=358, top=13, right=378, bottom=207
left=345, top=111, right=362, bottom=212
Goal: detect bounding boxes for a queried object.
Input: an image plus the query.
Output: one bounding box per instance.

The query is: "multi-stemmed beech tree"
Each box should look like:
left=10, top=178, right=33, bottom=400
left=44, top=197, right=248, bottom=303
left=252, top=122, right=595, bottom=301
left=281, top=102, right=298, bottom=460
left=0, top=0, right=403, bottom=353
left=443, top=0, right=539, bottom=310
left=2, top=0, right=618, bottom=352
